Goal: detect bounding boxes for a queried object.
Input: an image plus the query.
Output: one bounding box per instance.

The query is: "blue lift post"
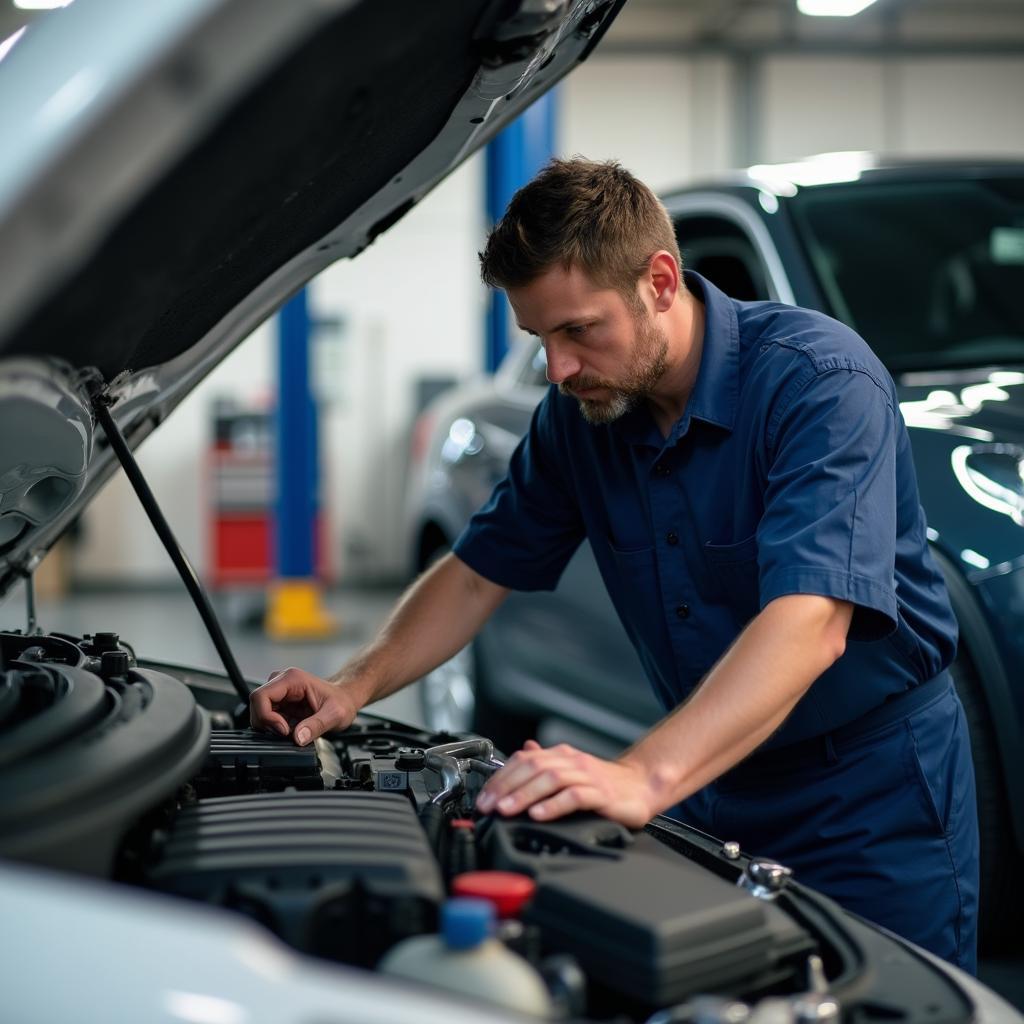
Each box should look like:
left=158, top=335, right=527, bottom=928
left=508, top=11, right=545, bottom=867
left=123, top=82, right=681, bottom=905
left=485, top=90, right=557, bottom=372
left=266, top=287, right=335, bottom=639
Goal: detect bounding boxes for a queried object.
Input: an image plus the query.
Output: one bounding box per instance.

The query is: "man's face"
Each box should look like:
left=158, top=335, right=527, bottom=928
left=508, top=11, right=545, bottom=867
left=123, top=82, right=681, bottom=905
left=507, top=263, right=668, bottom=425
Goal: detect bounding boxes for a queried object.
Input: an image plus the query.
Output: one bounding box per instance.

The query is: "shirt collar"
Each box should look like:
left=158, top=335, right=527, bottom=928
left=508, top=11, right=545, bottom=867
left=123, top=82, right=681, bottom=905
left=617, top=270, right=740, bottom=448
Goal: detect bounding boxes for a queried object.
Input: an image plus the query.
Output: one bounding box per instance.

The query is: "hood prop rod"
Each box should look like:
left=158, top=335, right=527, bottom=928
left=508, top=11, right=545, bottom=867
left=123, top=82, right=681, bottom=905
left=10, top=561, right=40, bottom=636
left=91, top=393, right=251, bottom=711
left=25, top=570, right=36, bottom=636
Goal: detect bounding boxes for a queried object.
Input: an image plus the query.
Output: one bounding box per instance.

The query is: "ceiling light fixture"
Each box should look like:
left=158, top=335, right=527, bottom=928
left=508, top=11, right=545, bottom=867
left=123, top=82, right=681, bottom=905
left=797, top=0, right=880, bottom=15
left=14, top=0, right=74, bottom=9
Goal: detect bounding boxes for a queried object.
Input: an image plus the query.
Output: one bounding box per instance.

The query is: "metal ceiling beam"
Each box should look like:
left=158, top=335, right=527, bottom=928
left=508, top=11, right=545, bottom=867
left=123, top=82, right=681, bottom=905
left=598, top=39, right=1024, bottom=57
left=631, top=0, right=1024, bottom=13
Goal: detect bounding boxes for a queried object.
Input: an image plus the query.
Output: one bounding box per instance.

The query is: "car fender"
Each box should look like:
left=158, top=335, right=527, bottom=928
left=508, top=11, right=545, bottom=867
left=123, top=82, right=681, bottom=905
left=930, top=545, right=1024, bottom=852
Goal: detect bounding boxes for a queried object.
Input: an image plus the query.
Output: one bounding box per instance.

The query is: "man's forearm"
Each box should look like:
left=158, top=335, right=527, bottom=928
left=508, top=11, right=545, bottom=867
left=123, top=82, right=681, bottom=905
left=619, top=594, right=853, bottom=813
left=328, top=552, right=509, bottom=708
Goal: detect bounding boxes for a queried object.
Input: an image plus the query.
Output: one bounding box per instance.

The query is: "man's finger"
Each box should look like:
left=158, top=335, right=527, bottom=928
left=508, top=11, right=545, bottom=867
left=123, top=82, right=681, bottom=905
left=475, top=753, right=540, bottom=810
left=294, top=704, right=343, bottom=746
left=250, top=671, right=317, bottom=734
left=253, top=673, right=315, bottom=705
left=249, top=688, right=291, bottom=735
left=476, top=751, right=566, bottom=812
left=495, top=767, right=589, bottom=817
left=529, top=784, right=599, bottom=821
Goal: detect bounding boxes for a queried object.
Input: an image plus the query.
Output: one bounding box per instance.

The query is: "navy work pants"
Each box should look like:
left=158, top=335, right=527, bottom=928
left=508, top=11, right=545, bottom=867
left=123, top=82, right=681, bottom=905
left=674, top=674, right=980, bottom=973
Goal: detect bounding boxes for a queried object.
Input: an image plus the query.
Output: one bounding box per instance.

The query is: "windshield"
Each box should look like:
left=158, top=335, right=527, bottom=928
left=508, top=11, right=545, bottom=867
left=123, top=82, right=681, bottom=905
left=789, top=176, right=1024, bottom=372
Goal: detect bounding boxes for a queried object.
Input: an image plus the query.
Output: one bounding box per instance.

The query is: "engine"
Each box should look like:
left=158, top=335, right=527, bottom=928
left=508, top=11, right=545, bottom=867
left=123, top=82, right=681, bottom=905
left=0, top=629, right=972, bottom=1024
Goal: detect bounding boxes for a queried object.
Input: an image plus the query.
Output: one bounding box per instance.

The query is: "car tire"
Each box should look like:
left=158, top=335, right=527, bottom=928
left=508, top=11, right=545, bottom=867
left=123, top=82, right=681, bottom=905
left=415, top=542, right=478, bottom=735
left=413, top=541, right=538, bottom=753
left=418, top=641, right=477, bottom=735
left=949, top=647, right=1023, bottom=952
left=417, top=632, right=538, bottom=756
left=470, top=641, right=538, bottom=757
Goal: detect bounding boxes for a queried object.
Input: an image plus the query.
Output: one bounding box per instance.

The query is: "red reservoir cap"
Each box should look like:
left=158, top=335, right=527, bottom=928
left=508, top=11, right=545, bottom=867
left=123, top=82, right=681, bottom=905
left=451, top=871, right=536, bottom=919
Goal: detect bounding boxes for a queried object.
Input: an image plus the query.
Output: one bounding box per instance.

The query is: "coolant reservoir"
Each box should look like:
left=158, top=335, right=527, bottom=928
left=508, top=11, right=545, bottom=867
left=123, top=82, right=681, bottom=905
left=379, top=898, right=553, bottom=1018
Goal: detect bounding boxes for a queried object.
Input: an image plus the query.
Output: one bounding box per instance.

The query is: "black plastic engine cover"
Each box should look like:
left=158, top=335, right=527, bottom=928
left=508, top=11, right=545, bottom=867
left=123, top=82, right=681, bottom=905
left=145, top=790, right=444, bottom=966
left=0, top=657, right=209, bottom=875
left=195, top=728, right=323, bottom=796
left=524, top=850, right=812, bottom=1007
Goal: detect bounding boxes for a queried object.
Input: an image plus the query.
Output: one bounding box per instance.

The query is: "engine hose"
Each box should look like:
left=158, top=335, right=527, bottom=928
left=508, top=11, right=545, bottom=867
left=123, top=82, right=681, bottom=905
left=419, top=801, right=446, bottom=855
left=449, top=823, right=477, bottom=878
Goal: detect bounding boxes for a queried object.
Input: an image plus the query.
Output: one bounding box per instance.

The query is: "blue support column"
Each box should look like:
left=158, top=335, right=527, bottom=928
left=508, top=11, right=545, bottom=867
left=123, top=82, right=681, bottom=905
left=484, top=90, right=557, bottom=373
left=276, top=289, right=317, bottom=578
left=266, top=287, right=335, bottom=638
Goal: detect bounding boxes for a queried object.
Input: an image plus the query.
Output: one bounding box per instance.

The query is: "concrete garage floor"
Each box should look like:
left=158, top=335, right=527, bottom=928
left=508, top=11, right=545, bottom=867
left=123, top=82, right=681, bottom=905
left=4, top=583, right=1022, bottom=1010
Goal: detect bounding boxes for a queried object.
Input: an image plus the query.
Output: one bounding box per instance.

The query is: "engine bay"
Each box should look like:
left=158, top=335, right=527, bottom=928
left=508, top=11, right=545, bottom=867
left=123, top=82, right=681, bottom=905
left=0, top=627, right=975, bottom=1023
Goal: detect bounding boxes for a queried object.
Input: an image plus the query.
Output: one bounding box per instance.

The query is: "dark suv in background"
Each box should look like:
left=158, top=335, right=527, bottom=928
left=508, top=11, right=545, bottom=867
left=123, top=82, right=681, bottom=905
left=405, top=156, right=1024, bottom=948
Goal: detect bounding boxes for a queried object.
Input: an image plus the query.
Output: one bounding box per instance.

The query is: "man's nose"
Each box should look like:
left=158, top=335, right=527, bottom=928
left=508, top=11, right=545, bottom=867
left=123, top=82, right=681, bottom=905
left=544, top=343, right=581, bottom=385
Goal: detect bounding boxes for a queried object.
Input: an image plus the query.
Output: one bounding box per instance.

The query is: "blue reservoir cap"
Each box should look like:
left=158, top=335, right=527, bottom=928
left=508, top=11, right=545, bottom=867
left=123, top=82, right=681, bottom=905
left=442, top=898, right=494, bottom=950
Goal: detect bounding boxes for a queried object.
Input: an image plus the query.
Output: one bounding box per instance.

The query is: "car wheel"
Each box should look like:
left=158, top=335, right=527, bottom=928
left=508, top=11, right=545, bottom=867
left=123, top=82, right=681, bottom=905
left=414, top=542, right=536, bottom=751
left=469, top=635, right=538, bottom=757
left=949, top=648, right=1023, bottom=952
left=418, top=642, right=477, bottom=735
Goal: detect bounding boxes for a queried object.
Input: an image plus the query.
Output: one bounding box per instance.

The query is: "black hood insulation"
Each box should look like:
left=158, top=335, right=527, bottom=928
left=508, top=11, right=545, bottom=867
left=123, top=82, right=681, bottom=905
left=3, top=0, right=483, bottom=379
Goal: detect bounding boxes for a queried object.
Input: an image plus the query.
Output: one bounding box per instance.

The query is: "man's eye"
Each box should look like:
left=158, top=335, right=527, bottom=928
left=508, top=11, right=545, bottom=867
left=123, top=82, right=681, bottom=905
left=566, top=324, right=589, bottom=337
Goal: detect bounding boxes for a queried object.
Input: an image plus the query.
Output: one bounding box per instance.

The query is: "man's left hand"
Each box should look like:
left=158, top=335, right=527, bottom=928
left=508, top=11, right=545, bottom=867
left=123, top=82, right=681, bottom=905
left=475, top=740, right=656, bottom=829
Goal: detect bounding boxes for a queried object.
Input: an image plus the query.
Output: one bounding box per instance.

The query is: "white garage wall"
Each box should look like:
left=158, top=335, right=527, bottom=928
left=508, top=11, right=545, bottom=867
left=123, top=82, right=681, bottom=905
left=899, top=59, right=1024, bottom=156
left=560, top=57, right=734, bottom=189
left=74, top=49, right=1024, bottom=586
left=759, top=58, right=889, bottom=163
left=760, top=56, right=1024, bottom=164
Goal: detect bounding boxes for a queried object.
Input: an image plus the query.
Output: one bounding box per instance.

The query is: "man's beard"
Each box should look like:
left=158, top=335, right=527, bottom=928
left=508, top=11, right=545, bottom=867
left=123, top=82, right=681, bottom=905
left=558, top=309, right=669, bottom=425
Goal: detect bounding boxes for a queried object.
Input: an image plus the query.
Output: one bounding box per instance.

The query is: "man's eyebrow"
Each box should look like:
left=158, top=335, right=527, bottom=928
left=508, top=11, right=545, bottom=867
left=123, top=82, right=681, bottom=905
left=517, top=318, right=593, bottom=336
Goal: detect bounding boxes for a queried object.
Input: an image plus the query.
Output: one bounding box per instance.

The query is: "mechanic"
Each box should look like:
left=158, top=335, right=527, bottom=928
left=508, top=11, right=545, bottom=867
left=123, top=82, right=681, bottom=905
left=251, top=158, right=979, bottom=972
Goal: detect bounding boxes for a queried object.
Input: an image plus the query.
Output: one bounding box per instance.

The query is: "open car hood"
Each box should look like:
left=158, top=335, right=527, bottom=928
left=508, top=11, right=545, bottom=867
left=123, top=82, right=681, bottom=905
left=0, top=0, right=625, bottom=596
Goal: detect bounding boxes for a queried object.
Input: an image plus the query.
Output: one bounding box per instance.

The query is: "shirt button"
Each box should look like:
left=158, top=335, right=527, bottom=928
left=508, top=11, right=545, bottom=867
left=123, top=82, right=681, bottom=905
left=666, top=531, right=679, bottom=546
left=676, top=603, right=691, bottom=620
left=654, top=462, right=670, bottom=477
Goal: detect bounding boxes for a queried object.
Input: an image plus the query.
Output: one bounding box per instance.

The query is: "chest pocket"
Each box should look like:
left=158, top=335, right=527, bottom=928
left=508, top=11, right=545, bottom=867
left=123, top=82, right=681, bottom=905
left=704, top=534, right=760, bottom=626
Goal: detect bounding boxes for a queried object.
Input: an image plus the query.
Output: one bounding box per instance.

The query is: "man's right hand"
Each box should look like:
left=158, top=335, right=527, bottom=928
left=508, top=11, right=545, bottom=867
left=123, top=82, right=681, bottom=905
left=249, top=667, right=360, bottom=746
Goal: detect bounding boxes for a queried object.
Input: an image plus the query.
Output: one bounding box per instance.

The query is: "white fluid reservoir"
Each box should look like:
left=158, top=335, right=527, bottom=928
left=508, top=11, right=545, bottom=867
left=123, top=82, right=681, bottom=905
left=379, top=898, right=553, bottom=1018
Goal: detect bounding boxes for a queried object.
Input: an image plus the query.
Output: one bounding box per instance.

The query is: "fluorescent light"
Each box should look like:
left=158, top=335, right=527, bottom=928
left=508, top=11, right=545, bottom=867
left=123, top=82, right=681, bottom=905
left=797, top=0, right=880, bottom=15
left=14, top=0, right=74, bottom=9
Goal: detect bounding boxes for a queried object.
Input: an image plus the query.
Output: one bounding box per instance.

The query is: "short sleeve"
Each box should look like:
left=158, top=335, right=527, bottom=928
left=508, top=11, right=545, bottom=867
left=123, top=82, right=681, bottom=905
left=452, top=390, right=584, bottom=591
left=758, top=367, right=898, bottom=641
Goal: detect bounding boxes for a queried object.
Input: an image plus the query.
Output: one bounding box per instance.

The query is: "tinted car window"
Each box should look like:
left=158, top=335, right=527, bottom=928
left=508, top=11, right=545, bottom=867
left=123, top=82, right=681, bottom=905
left=675, top=215, right=770, bottom=301
left=789, top=177, right=1024, bottom=371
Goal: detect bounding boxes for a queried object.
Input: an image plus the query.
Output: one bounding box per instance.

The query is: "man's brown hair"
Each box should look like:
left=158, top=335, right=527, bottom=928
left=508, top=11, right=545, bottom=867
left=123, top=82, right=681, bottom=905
left=479, top=157, right=683, bottom=307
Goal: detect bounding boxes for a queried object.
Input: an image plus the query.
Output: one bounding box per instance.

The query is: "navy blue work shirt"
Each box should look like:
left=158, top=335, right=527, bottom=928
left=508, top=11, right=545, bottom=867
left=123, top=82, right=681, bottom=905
left=453, top=272, right=958, bottom=748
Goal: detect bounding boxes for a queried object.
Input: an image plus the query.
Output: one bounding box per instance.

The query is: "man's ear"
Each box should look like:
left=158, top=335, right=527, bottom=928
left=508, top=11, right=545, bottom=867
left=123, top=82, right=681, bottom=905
left=647, top=250, right=680, bottom=312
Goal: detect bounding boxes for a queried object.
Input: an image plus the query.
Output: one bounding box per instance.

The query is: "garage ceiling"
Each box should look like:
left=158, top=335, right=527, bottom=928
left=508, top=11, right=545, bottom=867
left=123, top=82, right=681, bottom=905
left=603, top=0, right=1024, bottom=53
